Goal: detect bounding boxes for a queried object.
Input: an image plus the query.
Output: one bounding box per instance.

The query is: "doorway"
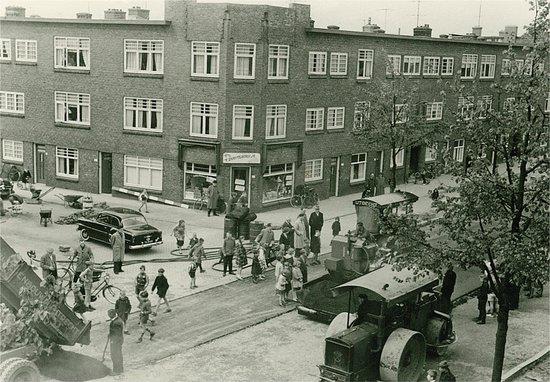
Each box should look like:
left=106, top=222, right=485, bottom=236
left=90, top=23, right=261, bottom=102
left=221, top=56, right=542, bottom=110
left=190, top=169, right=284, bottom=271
left=231, top=167, right=251, bottom=206
left=409, top=146, right=421, bottom=174
left=367, top=151, right=383, bottom=177
left=35, top=144, right=46, bottom=183
left=329, top=157, right=339, bottom=197
left=100, top=152, right=112, bottom=193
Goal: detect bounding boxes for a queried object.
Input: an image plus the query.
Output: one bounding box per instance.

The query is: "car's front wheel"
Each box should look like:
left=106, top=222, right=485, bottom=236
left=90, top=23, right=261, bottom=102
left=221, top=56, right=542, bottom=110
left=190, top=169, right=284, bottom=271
left=79, top=229, right=89, bottom=241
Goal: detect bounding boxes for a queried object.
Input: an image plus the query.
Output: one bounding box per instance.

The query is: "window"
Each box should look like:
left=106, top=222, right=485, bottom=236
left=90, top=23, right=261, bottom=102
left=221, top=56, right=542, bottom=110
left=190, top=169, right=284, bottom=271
left=423, top=56, right=440, bottom=75
left=350, top=153, right=367, bottom=182
left=480, top=55, right=496, bottom=79
left=458, top=96, right=474, bottom=120
left=308, top=52, right=327, bottom=75
left=393, top=104, right=408, bottom=124
left=124, top=97, right=163, bottom=131
left=354, top=101, right=370, bottom=130
left=184, top=162, right=217, bottom=200
left=263, top=163, right=294, bottom=202
left=327, top=107, right=345, bottom=130
left=0, top=91, right=24, bottom=114
left=56, top=147, right=78, bottom=178
left=503, top=97, right=515, bottom=112
left=386, top=55, right=401, bottom=75
left=234, top=43, right=255, bottom=79
left=451, top=139, right=465, bottom=162
left=426, top=102, right=443, bottom=120
left=15, top=40, right=37, bottom=62
left=501, top=59, right=511, bottom=75
left=305, top=108, right=324, bottom=131
left=1, top=39, right=11, bottom=59
left=54, top=37, right=90, bottom=69
left=512, top=59, right=524, bottom=75
left=545, top=93, right=550, bottom=113
left=441, top=57, right=454, bottom=76
left=232, top=105, right=254, bottom=140
left=268, top=45, right=289, bottom=79
left=190, top=102, right=218, bottom=137
left=477, top=95, right=493, bottom=119
left=124, top=40, right=164, bottom=74
left=265, top=105, right=286, bottom=139
left=55, top=92, right=90, bottom=125
left=2, top=140, right=23, bottom=162
left=391, top=148, right=404, bottom=168
left=460, top=54, right=477, bottom=79
left=425, top=145, right=437, bottom=162
left=305, top=159, right=323, bottom=182
left=524, top=59, right=533, bottom=75
left=330, top=52, right=347, bottom=75
left=124, top=155, right=163, bottom=191
left=191, top=41, right=220, bottom=77
left=403, top=56, right=421, bottom=75
left=357, top=49, right=374, bottom=79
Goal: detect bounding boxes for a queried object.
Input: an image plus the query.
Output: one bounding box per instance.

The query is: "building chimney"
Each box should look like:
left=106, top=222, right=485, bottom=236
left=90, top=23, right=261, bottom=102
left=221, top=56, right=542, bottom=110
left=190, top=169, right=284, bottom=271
left=128, top=6, right=150, bottom=20
left=5, top=6, right=25, bottom=18
left=472, top=26, right=482, bottom=37
left=327, top=25, right=340, bottom=30
left=77, top=12, right=92, bottom=19
left=362, top=17, right=384, bottom=33
left=413, top=24, right=432, bottom=37
left=104, top=9, right=126, bottom=20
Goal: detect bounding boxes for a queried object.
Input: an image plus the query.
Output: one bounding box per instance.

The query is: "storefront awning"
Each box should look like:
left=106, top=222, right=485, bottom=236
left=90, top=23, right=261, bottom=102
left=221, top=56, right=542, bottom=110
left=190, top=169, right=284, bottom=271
left=262, top=141, right=303, bottom=167
left=178, top=139, right=220, bottom=168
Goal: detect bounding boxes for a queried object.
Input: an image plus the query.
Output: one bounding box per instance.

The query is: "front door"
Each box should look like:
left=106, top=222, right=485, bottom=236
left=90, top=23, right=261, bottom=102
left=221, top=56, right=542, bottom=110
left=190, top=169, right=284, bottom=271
left=367, top=151, right=383, bottom=177
left=329, top=157, right=339, bottom=197
left=100, top=152, right=112, bottom=193
left=231, top=167, right=250, bottom=205
left=35, top=145, right=46, bottom=183
left=409, top=146, right=421, bottom=174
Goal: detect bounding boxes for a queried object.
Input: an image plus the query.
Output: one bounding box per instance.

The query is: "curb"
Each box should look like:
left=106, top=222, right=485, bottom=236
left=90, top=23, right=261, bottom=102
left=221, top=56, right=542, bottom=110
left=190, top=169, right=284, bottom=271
left=501, top=345, right=550, bottom=382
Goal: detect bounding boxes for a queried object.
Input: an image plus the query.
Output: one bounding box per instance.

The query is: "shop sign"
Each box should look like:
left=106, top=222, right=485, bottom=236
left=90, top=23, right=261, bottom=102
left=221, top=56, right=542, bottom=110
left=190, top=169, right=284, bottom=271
left=222, top=152, right=261, bottom=164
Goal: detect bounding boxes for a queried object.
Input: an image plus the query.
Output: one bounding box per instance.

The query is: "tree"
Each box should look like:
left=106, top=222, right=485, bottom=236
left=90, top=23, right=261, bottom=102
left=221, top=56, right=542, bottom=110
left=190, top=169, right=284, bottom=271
left=378, top=2, right=549, bottom=381
left=352, top=72, right=443, bottom=192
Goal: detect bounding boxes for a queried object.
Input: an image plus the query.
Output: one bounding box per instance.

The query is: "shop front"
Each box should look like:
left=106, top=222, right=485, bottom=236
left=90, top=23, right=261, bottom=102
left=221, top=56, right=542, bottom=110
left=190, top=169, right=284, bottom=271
left=178, top=139, right=220, bottom=202
left=222, top=152, right=261, bottom=207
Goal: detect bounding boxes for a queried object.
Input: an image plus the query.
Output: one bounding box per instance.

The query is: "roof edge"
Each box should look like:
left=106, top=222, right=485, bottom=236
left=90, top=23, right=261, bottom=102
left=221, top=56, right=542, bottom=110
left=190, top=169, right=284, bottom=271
left=0, top=17, right=171, bottom=26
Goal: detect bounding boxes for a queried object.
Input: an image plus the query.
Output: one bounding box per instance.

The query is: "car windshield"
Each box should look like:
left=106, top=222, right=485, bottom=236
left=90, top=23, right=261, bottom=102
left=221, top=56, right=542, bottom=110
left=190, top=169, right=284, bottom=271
left=122, top=216, right=147, bottom=227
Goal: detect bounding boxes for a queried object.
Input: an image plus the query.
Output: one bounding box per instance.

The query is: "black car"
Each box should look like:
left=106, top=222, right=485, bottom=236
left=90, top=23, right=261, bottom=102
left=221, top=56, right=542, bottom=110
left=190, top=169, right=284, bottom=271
left=77, top=208, right=163, bottom=250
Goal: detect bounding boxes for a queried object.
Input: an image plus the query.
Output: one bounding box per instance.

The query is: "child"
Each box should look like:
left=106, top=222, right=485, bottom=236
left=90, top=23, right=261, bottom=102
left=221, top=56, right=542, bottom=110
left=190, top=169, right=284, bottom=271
left=235, top=238, right=248, bottom=280
left=282, top=263, right=293, bottom=302
left=138, top=189, right=149, bottom=213
left=332, top=217, right=341, bottom=238
left=275, top=271, right=287, bottom=307
left=135, top=265, right=149, bottom=303
left=426, top=369, right=438, bottom=382
left=188, top=260, right=198, bottom=289
left=291, top=261, right=304, bottom=302
left=137, top=291, right=155, bottom=343
left=72, top=282, right=88, bottom=322
left=188, top=233, right=198, bottom=250
left=310, top=230, right=321, bottom=265
left=172, top=220, right=186, bottom=255
left=152, top=268, right=172, bottom=315
left=190, top=238, right=205, bottom=273
left=251, top=251, right=262, bottom=284
left=115, top=290, right=132, bottom=334
left=257, top=244, right=267, bottom=280
left=487, top=292, right=498, bottom=317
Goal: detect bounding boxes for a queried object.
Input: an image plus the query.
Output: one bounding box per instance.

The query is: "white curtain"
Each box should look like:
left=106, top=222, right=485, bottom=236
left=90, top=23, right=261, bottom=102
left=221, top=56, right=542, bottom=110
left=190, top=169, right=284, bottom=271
left=194, top=56, right=204, bottom=74
left=55, top=48, right=65, bottom=67
left=126, top=52, right=138, bottom=71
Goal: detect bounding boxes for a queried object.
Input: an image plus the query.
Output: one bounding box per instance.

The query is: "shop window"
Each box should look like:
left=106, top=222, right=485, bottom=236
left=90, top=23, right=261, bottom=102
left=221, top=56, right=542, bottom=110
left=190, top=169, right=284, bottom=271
left=268, top=45, right=289, bottom=79
left=263, top=163, right=293, bottom=202
left=350, top=153, right=366, bottom=183
left=234, top=43, right=255, bottom=79
left=191, top=41, right=220, bottom=77
left=265, top=105, right=286, bottom=139
left=55, top=91, right=90, bottom=125
left=305, top=159, right=323, bottom=182
left=184, top=162, right=217, bottom=200
left=124, top=155, right=163, bottom=191
left=124, top=97, right=163, bottom=131
left=56, top=147, right=79, bottom=179
left=0, top=91, right=25, bottom=114
left=54, top=36, right=90, bottom=70
left=15, top=40, right=37, bottom=62
left=232, top=105, right=254, bottom=140
left=2, top=140, right=23, bottom=162
left=330, top=52, right=347, bottom=75
left=124, top=39, right=164, bottom=74
left=190, top=102, right=218, bottom=138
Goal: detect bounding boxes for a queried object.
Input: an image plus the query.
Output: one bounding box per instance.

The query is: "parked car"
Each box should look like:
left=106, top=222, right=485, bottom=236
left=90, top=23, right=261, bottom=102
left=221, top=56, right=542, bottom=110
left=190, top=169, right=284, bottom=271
left=77, top=208, right=162, bottom=250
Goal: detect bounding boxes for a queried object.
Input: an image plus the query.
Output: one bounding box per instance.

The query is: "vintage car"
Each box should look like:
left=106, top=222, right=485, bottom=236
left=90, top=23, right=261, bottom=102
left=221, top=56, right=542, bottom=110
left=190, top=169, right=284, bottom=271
left=77, top=208, right=162, bottom=250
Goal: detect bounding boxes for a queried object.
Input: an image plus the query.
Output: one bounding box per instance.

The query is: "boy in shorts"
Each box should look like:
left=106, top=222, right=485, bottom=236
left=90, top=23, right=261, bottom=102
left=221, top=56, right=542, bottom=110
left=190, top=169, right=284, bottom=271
left=135, top=265, right=149, bottom=302
left=188, top=260, right=197, bottom=289
left=137, top=291, right=155, bottom=342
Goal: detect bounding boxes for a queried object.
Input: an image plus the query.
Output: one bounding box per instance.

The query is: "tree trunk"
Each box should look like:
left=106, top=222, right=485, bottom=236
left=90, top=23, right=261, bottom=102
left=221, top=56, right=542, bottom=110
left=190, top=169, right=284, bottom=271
left=491, top=296, right=510, bottom=382
left=390, top=149, right=397, bottom=192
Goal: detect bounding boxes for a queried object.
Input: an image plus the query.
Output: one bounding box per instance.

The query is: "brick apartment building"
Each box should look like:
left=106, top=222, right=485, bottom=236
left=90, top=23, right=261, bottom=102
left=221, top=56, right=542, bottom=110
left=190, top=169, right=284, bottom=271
left=0, top=0, right=538, bottom=211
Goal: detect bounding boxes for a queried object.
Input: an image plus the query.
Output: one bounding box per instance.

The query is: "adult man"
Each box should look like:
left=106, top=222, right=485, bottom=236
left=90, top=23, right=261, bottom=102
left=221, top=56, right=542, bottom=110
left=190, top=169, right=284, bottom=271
left=354, top=294, right=371, bottom=326
left=256, top=223, right=275, bottom=266
left=293, top=212, right=307, bottom=251
left=207, top=180, right=220, bottom=217
left=438, top=361, right=456, bottom=382
left=300, top=208, right=310, bottom=239
left=40, top=248, right=58, bottom=279
left=79, top=261, right=95, bottom=311
left=375, top=173, right=386, bottom=196
left=226, top=192, right=238, bottom=215
left=107, top=309, right=124, bottom=375
left=309, top=205, right=324, bottom=243
left=440, top=264, right=457, bottom=314
left=110, top=228, right=125, bottom=274
left=280, top=218, right=294, bottom=249
left=362, top=173, right=376, bottom=198
left=222, top=232, right=236, bottom=276
left=72, top=240, right=94, bottom=283
left=476, top=275, right=489, bottom=324
left=190, top=238, right=206, bottom=273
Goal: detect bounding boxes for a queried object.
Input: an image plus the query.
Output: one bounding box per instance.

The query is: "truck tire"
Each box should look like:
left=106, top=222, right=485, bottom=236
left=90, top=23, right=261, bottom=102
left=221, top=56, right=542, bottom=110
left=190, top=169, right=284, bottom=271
left=325, top=312, right=357, bottom=339
left=425, top=317, right=453, bottom=356
left=0, top=357, right=40, bottom=382
left=379, top=328, right=426, bottom=382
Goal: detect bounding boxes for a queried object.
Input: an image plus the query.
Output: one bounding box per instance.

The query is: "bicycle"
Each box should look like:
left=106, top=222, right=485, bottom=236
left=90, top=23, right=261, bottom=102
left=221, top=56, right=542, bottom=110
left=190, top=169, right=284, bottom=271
left=290, top=185, right=319, bottom=209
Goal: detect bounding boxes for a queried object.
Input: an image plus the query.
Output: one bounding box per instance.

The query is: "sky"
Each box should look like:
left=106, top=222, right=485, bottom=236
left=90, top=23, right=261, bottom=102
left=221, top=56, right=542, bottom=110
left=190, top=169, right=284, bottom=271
left=1, top=0, right=535, bottom=37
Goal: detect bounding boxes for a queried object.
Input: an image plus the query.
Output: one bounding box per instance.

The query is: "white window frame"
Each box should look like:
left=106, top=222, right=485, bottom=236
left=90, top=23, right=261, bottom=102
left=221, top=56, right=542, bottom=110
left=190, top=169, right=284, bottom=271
left=330, top=52, right=348, bottom=75
left=524, top=59, right=533, bottom=76
left=304, top=159, right=323, bottom=182
left=501, top=59, right=511, bottom=76
left=393, top=104, right=408, bottom=124
left=190, top=102, right=218, bottom=138
left=268, top=44, right=289, bottom=79
left=350, top=153, right=367, bottom=183
left=354, top=101, right=370, bottom=130
left=234, top=43, right=256, bottom=79
left=460, top=54, right=478, bottom=79
left=123, top=155, right=163, bottom=191
left=305, top=108, right=324, bottom=131
left=391, top=148, right=404, bottom=168
left=54, top=36, right=90, bottom=70
left=477, top=95, right=493, bottom=119
left=451, top=139, right=465, bottom=162
left=545, top=92, right=550, bottom=113
left=403, top=56, right=421, bottom=75
left=480, top=55, right=496, bottom=79
left=124, top=39, right=164, bottom=74
left=265, top=105, right=287, bottom=139
left=262, top=163, right=294, bottom=203
left=0, top=91, right=25, bottom=114
left=15, top=39, right=37, bottom=62
left=512, top=59, right=524, bottom=75
left=191, top=41, right=220, bottom=78
left=425, top=145, right=437, bottom=162
left=55, top=147, right=79, bottom=179
left=2, top=140, right=23, bottom=162
left=441, top=57, right=454, bottom=76
left=327, top=107, right=345, bottom=130
left=357, top=49, right=374, bottom=79
left=386, top=55, right=401, bottom=75
left=423, top=56, right=440, bottom=76
left=503, top=97, right=515, bottom=112
left=458, top=96, right=475, bottom=120
left=0, top=39, right=11, bottom=60
left=184, top=162, right=217, bottom=200
left=232, top=105, right=254, bottom=140
left=124, top=97, right=163, bottom=132
left=308, top=51, right=327, bottom=75
left=426, top=102, right=443, bottom=121
left=54, top=91, right=90, bottom=125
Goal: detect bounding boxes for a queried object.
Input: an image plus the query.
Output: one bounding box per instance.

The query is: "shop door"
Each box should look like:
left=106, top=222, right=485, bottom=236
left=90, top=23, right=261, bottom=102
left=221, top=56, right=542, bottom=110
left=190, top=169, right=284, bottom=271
left=100, top=152, right=112, bottom=193
left=231, top=167, right=250, bottom=205
left=329, top=157, right=339, bottom=197
left=35, top=145, right=46, bottom=183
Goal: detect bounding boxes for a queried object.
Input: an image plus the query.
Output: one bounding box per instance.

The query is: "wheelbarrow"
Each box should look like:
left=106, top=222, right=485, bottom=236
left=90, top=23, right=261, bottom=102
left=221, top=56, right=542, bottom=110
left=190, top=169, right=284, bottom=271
left=39, top=209, right=52, bottom=227
left=57, top=194, right=83, bottom=208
